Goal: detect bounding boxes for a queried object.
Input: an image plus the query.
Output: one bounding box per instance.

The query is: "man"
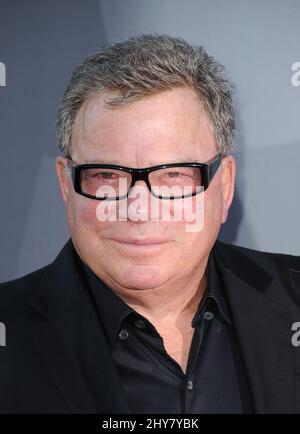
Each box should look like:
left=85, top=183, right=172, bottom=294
left=0, top=34, right=300, bottom=414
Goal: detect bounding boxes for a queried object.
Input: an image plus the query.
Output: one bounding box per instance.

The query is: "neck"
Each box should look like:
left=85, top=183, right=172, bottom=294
left=111, top=261, right=208, bottom=325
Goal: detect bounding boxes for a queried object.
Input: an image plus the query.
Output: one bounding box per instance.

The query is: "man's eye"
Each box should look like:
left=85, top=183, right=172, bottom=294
left=99, top=172, right=116, bottom=179
left=92, top=171, right=118, bottom=179
left=166, top=171, right=189, bottom=178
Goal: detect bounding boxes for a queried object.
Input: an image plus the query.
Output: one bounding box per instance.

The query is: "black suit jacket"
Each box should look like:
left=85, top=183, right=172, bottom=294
left=0, top=239, right=300, bottom=414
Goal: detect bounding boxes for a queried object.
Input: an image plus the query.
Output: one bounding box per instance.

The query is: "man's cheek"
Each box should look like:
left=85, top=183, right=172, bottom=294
left=176, top=194, right=205, bottom=233
left=74, top=199, right=100, bottom=225
left=76, top=200, right=121, bottom=236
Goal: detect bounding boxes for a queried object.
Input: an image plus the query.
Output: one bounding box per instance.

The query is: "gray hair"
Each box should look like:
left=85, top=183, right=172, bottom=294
left=56, top=33, right=236, bottom=157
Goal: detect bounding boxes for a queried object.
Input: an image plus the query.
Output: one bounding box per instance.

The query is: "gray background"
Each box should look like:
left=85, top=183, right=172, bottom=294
left=0, top=0, right=299, bottom=282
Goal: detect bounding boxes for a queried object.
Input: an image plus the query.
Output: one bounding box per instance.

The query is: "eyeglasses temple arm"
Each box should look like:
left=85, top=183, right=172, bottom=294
left=207, top=155, right=223, bottom=181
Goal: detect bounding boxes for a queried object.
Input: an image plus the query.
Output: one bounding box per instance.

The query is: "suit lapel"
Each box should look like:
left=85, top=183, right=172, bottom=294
left=214, top=241, right=300, bottom=413
left=28, top=240, right=132, bottom=414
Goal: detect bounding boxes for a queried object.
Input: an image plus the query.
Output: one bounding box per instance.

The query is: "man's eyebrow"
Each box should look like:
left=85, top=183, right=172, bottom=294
left=82, top=158, right=199, bottom=165
left=83, top=159, right=121, bottom=164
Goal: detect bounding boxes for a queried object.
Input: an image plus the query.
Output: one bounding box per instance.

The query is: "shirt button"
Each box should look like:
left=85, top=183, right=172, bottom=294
left=203, top=311, right=214, bottom=320
left=187, top=380, right=194, bottom=391
left=118, top=329, right=129, bottom=340
left=134, top=318, right=146, bottom=329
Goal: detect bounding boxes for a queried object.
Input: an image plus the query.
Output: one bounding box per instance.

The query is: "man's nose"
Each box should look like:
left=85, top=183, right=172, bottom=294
left=127, top=181, right=153, bottom=222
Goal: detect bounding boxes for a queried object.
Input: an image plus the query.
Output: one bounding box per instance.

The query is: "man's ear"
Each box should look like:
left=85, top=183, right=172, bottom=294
left=55, top=156, right=71, bottom=204
left=220, top=156, right=236, bottom=224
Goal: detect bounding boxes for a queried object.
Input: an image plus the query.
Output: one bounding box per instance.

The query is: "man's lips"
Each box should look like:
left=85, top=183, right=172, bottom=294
left=110, top=238, right=169, bottom=245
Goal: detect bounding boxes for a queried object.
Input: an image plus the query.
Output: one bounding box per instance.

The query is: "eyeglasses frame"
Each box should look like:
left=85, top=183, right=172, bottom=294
left=65, top=153, right=223, bottom=200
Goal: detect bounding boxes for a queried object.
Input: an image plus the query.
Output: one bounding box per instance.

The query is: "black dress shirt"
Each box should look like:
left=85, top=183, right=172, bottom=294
left=75, top=246, right=253, bottom=414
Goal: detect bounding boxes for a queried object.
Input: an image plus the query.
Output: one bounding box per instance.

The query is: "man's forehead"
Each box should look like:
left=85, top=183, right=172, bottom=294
left=71, top=87, right=217, bottom=165
left=76, top=87, right=210, bottom=133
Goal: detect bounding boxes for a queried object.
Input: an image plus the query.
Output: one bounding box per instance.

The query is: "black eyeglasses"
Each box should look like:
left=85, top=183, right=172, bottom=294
left=65, top=153, right=223, bottom=200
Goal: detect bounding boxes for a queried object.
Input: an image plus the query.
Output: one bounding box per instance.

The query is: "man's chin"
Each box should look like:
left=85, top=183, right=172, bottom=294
left=112, top=265, right=167, bottom=291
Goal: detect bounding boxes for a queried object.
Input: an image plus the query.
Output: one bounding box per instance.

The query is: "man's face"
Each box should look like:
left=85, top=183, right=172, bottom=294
left=56, top=87, right=235, bottom=291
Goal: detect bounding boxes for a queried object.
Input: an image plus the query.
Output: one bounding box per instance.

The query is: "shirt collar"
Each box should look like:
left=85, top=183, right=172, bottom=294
left=191, top=247, right=232, bottom=327
left=75, top=244, right=232, bottom=350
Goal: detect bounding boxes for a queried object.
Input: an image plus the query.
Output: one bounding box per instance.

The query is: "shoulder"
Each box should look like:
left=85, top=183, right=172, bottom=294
left=0, top=240, right=74, bottom=314
left=214, top=240, right=300, bottom=310
left=0, top=264, right=52, bottom=319
left=0, top=264, right=49, bottom=289
left=216, top=239, right=300, bottom=263
left=215, top=240, right=300, bottom=273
